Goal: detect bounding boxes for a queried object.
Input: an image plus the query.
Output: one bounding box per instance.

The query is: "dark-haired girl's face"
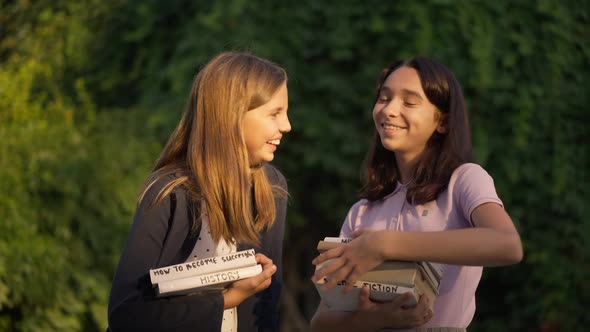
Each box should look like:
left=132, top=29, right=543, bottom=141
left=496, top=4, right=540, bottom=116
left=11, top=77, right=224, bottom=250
left=373, top=67, right=444, bottom=162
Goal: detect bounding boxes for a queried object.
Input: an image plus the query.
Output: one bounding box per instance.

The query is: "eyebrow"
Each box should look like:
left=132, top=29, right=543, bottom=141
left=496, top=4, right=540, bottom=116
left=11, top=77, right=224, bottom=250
left=269, top=106, right=287, bottom=112
left=379, top=87, right=424, bottom=100
left=401, top=89, right=424, bottom=100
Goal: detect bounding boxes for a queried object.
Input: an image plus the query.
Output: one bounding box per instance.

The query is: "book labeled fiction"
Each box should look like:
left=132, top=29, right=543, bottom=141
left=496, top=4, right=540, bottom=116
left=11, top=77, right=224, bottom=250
left=314, top=258, right=435, bottom=311
left=317, top=237, right=443, bottom=292
left=149, top=248, right=257, bottom=284
left=315, top=276, right=419, bottom=311
left=314, top=237, right=441, bottom=311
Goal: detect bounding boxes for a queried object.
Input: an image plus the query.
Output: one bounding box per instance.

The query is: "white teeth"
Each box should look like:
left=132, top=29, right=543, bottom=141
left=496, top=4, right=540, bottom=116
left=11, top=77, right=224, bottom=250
left=383, top=124, right=405, bottom=130
left=268, top=139, right=280, bottom=145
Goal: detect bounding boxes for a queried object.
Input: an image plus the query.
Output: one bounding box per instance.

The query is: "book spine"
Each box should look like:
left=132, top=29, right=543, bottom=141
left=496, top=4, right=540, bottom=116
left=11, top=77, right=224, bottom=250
left=315, top=278, right=418, bottom=311
left=352, top=280, right=416, bottom=302
left=427, top=262, right=445, bottom=280
left=149, top=249, right=257, bottom=284
left=156, top=264, right=263, bottom=296
left=323, top=237, right=353, bottom=243
left=418, top=263, right=440, bottom=291
left=413, top=272, right=436, bottom=311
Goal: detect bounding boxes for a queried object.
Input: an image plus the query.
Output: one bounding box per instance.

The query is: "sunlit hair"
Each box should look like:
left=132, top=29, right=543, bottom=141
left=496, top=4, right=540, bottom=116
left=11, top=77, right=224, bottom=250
left=138, top=52, right=287, bottom=246
left=360, top=57, right=473, bottom=205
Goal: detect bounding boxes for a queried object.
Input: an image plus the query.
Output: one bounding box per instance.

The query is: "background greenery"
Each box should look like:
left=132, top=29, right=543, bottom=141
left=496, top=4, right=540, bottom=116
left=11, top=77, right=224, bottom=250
left=1, top=0, right=588, bottom=331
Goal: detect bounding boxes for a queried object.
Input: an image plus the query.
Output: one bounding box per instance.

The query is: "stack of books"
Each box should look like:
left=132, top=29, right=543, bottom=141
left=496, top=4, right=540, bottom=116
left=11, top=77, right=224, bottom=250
left=314, top=237, right=443, bottom=311
left=149, top=249, right=262, bottom=297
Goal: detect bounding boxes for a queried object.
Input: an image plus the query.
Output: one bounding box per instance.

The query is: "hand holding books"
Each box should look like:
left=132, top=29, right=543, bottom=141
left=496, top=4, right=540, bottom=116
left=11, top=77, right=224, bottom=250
left=312, top=237, right=442, bottom=312
left=222, top=253, right=277, bottom=309
left=151, top=248, right=276, bottom=309
left=357, top=287, right=434, bottom=328
left=312, top=230, right=389, bottom=291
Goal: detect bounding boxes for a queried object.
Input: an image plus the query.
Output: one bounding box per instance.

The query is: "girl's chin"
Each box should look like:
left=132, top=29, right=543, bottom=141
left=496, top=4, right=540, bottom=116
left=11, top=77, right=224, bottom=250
left=248, top=150, right=275, bottom=167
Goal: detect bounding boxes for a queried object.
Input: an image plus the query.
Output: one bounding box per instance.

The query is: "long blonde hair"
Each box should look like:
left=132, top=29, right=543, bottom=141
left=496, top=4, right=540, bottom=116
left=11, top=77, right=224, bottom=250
left=139, top=52, right=287, bottom=246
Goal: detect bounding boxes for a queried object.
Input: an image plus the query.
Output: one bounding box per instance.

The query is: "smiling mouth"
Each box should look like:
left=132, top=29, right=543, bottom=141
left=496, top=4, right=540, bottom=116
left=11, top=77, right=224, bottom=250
left=267, top=139, right=280, bottom=145
left=382, top=124, right=406, bottom=130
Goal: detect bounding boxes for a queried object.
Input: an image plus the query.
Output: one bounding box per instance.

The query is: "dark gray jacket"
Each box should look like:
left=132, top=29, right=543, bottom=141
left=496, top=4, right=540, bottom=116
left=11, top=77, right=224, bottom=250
left=108, top=164, right=287, bottom=332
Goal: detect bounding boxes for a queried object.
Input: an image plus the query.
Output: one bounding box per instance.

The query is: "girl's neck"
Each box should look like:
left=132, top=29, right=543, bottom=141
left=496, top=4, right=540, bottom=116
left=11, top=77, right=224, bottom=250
left=395, top=153, right=419, bottom=185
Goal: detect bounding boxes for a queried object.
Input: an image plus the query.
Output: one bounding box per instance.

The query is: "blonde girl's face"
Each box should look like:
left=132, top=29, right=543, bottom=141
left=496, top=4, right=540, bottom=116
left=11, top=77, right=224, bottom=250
left=372, top=67, right=443, bottom=162
left=242, top=82, right=291, bottom=166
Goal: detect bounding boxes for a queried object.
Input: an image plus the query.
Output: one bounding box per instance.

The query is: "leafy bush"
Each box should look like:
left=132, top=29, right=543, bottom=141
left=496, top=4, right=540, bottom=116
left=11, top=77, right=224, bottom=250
left=1, top=0, right=587, bottom=330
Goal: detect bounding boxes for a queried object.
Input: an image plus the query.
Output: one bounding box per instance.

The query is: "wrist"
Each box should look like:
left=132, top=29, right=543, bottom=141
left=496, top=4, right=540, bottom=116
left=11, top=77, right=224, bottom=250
left=223, top=288, right=245, bottom=309
left=376, top=230, right=393, bottom=260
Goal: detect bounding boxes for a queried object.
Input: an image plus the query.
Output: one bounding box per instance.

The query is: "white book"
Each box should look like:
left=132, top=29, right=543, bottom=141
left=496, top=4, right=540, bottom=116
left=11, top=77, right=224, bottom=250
left=320, top=237, right=442, bottom=293
left=315, top=277, right=418, bottom=311
left=149, top=249, right=257, bottom=284
left=418, top=262, right=441, bottom=293
left=425, top=261, right=444, bottom=281
left=156, top=264, right=263, bottom=297
left=323, top=236, right=353, bottom=243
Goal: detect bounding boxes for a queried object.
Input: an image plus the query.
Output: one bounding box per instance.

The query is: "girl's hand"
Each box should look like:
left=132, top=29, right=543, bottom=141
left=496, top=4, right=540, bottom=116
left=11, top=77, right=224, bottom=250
left=312, top=229, right=387, bottom=291
left=223, top=253, right=277, bottom=309
left=358, top=288, right=434, bottom=329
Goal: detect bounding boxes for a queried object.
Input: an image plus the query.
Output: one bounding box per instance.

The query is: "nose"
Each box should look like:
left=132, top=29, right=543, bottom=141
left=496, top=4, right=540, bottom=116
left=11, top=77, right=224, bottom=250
left=280, top=114, right=292, bottom=133
left=382, top=99, right=401, bottom=117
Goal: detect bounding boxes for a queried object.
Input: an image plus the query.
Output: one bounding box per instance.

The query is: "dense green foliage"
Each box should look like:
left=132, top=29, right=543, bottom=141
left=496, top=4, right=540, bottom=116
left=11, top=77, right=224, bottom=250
left=1, top=0, right=588, bottom=331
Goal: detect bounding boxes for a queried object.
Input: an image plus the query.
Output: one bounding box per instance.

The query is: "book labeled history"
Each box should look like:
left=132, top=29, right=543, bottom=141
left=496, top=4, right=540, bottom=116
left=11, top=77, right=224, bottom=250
left=156, top=263, right=263, bottom=297
left=149, top=248, right=257, bottom=284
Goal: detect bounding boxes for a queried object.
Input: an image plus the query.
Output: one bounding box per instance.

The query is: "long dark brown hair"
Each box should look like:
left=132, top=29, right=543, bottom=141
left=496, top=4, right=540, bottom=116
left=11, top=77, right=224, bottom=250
left=360, top=57, right=473, bottom=205
left=139, top=52, right=287, bottom=246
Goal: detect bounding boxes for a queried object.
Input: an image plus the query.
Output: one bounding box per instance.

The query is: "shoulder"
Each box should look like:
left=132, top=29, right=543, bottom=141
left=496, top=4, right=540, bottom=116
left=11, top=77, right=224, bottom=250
left=450, top=163, right=494, bottom=186
left=340, top=199, right=371, bottom=236
left=348, top=198, right=371, bottom=216
left=448, top=162, right=502, bottom=213
left=139, top=173, right=189, bottom=210
left=264, top=163, right=287, bottom=190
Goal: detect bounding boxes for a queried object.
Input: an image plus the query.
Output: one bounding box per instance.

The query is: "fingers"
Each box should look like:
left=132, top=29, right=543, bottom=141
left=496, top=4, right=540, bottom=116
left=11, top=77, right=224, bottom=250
left=312, top=246, right=343, bottom=266
left=312, top=257, right=352, bottom=290
left=251, top=254, right=276, bottom=290
left=412, top=307, right=433, bottom=326
left=255, top=263, right=276, bottom=290
left=343, top=266, right=363, bottom=293
left=390, top=292, right=413, bottom=308
left=323, top=263, right=355, bottom=290
left=239, top=263, right=276, bottom=292
left=406, top=294, right=433, bottom=326
left=311, top=251, right=344, bottom=281
left=357, top=286, right=373, bottom=310
left=265, top=262, right=278, bottom=275
left=351, top=228, right=370, bottom=238
left=258, top=261, right=277, bottom=280
left=413, top=293, right=430, bottom=312
left=255, top=253, right=272, bottom=265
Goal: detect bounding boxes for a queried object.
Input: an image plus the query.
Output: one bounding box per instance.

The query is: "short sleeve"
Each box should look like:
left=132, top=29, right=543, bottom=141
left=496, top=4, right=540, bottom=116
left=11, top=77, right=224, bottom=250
left=339, top=200, right=366, bottom=238
left=451, top=163, right=503, bottom=226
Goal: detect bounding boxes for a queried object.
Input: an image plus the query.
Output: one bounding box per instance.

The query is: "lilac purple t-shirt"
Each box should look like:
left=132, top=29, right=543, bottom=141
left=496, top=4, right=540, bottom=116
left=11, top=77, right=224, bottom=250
left=339, top=163, right=503, bottom=328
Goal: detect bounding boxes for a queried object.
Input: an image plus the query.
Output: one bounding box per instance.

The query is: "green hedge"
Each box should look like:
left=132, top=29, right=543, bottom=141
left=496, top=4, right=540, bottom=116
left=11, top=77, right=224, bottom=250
left=1, top=0, right=587, bottom=330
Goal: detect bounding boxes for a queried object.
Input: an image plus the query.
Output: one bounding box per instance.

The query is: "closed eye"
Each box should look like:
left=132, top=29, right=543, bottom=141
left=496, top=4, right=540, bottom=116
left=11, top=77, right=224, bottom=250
left=377, top=95, right=391, bottom=103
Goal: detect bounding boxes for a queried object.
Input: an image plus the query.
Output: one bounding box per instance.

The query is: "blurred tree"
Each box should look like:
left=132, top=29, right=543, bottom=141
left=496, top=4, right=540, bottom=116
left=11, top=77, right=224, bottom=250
left=0, top=0, right=588, bottom=331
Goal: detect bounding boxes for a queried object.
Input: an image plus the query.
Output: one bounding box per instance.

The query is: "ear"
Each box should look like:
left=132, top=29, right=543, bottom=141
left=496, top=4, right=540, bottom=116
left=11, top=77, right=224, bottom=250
left=436, top=113, right=447, bottom=134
